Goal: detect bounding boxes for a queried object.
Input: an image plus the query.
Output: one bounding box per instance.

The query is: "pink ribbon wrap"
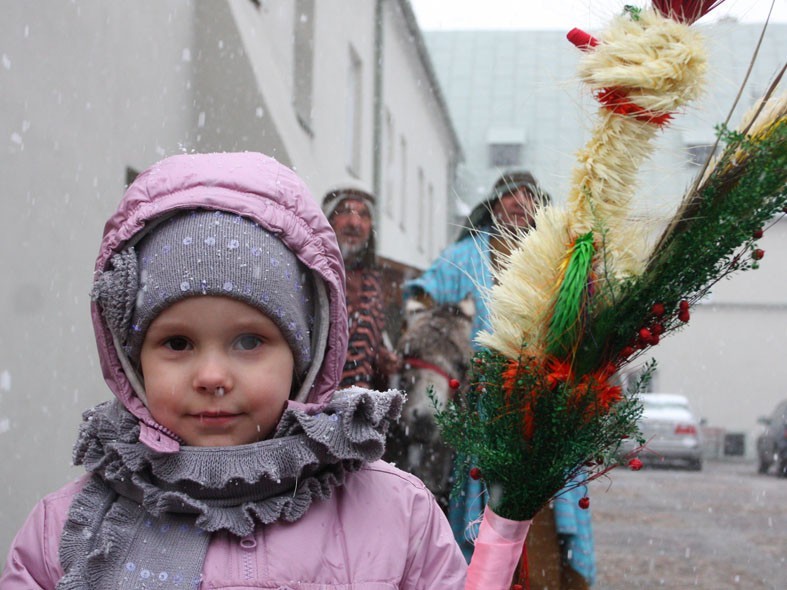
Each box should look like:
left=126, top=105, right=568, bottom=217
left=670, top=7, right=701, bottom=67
left=466, top=505, right=531, bottom=590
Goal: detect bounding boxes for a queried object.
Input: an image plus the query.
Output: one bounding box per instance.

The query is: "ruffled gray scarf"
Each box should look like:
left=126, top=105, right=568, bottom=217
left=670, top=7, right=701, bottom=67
left=57, top=388, right=402, bottom=589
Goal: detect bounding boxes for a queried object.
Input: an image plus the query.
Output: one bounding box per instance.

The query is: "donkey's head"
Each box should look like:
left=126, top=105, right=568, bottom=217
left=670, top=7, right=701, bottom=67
left=397, top=294, right=475, bottom=442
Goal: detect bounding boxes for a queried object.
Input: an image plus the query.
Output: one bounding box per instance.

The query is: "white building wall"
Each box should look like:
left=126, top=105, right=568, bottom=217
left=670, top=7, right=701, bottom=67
left=304, top=0, right=378, bottom=192
left=649, top=218, right=787, bottom=454
left=377, top=0, right=457, bottom=267
left=226, top=0, right=377, bottom=187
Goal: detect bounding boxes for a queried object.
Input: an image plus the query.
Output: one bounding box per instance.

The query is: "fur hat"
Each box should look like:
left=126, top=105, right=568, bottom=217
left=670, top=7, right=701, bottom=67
left=92, top=210, right=314, bottom=376
left=322, top=183, right=377, bottom=268
left=489, top=171, right=544, bottom=203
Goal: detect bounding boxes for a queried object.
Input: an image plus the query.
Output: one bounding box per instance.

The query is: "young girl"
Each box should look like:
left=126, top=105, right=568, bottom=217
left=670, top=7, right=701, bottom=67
left=0, top=152, right=528, bottom=589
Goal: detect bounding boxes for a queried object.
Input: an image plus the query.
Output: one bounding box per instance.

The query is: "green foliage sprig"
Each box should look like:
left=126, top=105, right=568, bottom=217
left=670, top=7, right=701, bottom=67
left=435, top=349, right=649, bottom=521
left=576, top=118, right=787, bottom=375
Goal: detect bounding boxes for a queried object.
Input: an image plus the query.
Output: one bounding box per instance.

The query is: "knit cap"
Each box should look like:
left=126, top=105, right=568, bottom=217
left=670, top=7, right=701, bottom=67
left=456, top=170, right=550, bottom=242
left=321, top=186, right=376, bottom=224
left=93, top=210, right=314, bottom=377
left=489, top=171, right=543, bottom=202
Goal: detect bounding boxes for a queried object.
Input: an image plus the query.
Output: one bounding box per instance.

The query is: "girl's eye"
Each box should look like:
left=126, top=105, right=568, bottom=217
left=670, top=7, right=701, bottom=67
left=164, top=336, right=191, bottom=351
left=235, top=335, right=263, bottom=351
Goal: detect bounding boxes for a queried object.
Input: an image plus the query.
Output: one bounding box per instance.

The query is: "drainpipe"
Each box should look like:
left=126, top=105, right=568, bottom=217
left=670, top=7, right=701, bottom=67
left=372, top=0, right=384, bottom=200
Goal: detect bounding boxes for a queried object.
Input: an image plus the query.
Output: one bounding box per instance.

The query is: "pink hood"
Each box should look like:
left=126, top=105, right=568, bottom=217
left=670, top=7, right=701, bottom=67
left=91, top=152, right=347, bottom=452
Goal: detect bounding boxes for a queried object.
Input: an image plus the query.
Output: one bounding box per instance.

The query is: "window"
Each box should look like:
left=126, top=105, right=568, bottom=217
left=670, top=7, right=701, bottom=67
left=682, top=130, right=715, bottom=167
left=686, top=143, right=714, bottom=167
left=489, top=143, right=522, bottom=167
left=486, top=127, right=526, bottom=168
left=345, top=46, right=363, bottom=175
left=293, top=0, right=315, bottom=133
left=125, top=167, right=139, bottom=188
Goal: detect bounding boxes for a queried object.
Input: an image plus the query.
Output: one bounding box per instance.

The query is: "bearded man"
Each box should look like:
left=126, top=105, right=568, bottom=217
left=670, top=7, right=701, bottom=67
left=323, top=186, right=400, bottom=390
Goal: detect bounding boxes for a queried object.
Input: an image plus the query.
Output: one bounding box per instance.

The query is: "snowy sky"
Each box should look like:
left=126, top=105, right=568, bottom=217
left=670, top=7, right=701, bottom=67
left=409, top=0, right=787, bottom=30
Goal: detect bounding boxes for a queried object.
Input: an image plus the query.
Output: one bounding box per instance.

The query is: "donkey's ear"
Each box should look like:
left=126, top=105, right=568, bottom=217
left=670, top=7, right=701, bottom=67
left=457, top=293, right=476, bottom=320
left=405, top=298, right=427, bottom=329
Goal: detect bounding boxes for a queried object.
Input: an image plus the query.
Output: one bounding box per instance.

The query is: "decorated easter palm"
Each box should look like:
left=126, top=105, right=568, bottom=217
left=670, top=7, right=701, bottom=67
left=438, top=0, right=787, bottom=536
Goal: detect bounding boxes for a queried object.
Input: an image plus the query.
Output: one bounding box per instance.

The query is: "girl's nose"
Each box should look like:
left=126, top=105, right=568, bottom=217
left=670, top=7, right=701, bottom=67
left=193, top=352, right=233, bottom=395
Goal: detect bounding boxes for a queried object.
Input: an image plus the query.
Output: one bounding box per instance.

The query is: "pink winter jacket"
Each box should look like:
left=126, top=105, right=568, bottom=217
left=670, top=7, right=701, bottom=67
left=0, top=153, right=528, bottom=589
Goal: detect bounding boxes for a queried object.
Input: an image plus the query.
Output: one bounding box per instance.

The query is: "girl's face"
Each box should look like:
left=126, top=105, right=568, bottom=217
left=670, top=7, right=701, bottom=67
left=140, top=296, right=295, bottom=446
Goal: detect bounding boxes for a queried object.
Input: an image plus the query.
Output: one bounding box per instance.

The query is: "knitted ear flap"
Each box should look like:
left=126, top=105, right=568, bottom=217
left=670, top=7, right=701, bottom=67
left=91, top=248, right=139, bottom=349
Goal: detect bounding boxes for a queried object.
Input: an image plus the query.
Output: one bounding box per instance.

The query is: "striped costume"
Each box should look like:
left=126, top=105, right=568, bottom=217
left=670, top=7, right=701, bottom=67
left=340, top=267, right=391, bottom=390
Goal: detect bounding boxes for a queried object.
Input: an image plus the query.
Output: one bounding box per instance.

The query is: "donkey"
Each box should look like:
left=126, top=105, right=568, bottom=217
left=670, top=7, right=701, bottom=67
left=385, top=295, right=475, bottom=512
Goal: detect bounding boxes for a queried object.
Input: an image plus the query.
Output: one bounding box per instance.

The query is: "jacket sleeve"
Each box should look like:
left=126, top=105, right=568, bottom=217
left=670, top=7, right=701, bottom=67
left=465, top=506, right=531, bottom=590
left=403, top=241, right=471, bottom=305
left=0, top=498, right=64, bottom=590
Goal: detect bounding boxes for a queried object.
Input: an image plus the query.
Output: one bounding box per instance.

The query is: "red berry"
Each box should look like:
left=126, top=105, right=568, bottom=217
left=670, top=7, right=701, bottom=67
left=651, top=302, right=665, bottom=317
left=578, top=496, right=590, bottom=509
left=638, top=328, right=652, bottom=342
left=752, top=249, right=765, bottom=260
left=620, top=346, right=635, bottom=358
left=678, top=309, right=690, bottom=323
left=628, top=458, right=644, bottom=471
left=469, top=467, right=482, bottom=480
left=649, top=334, right=660, bottom=345
left=679, top=300, right=690, bottom=311
left=753, top=228, right=764, bottom=239
left=651, top=323, right=664, bottom=336
left=449, top=378, right=461, bottom=390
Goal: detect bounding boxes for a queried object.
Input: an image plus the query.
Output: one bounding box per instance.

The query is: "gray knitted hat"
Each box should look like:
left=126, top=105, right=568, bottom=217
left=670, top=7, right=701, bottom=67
left=93, top=210, right=314, bottom=376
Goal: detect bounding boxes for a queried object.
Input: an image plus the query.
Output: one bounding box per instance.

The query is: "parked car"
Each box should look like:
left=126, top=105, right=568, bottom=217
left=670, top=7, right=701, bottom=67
left=620, top=393, right=703, bottom=470
left=756, top=399, right=787, bottom=477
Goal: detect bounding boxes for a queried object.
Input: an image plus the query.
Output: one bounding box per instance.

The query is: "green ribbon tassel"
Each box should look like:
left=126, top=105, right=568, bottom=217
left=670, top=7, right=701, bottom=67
left=546, top=232, right=596, bottom=358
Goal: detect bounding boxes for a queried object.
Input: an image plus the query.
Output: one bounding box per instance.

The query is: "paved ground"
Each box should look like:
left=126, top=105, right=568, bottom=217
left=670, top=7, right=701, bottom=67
left=591, top=459, right=786, bottom=589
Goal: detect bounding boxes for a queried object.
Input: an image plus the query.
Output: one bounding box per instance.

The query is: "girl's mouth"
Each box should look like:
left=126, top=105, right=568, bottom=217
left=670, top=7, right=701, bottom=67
left=193, top=411, right=240, bottom=426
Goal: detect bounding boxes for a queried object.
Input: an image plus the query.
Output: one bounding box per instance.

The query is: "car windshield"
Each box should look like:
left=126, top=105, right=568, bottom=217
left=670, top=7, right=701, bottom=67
left=644, top=400, right=690, bottom=412
left=640, top=396, right=695, bottom=420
